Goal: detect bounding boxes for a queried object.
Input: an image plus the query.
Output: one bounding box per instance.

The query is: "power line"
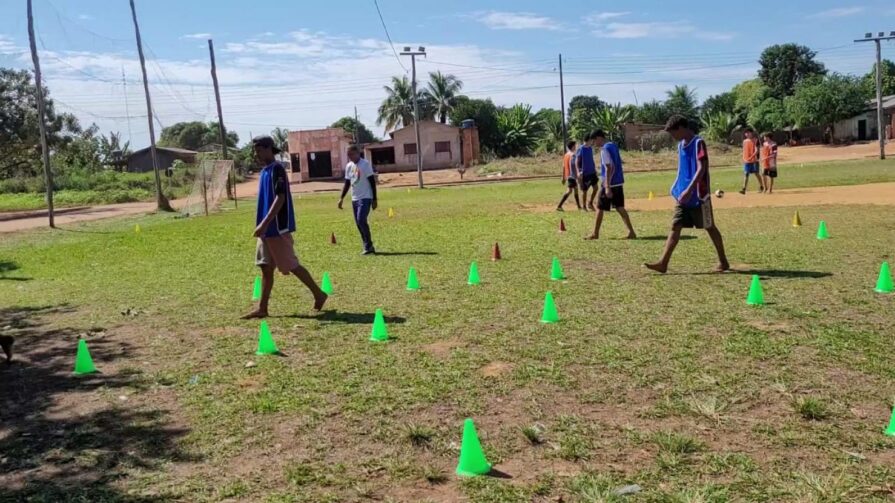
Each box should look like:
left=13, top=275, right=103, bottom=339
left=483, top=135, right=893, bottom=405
left=372, top=0, right=407, bottom=72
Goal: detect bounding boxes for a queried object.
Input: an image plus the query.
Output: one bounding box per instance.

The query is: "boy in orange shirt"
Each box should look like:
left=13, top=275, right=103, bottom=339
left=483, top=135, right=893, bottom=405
left=556, top=140, right=581, bottom=211
left=761, top=133, right=778, bottom=194
left=739, top=128, right=764, bottom=194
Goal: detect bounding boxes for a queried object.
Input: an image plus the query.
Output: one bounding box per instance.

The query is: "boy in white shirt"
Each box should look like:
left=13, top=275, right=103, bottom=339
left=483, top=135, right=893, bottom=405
left=338, top=146, right=378, bottom=255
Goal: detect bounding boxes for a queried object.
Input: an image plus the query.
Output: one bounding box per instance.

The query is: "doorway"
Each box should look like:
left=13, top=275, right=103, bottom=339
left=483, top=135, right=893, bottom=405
left=290, top=154, right=301, bottom=173
left=858, top=119, right=867, bottom=141
left=307, top=151, right=333, bottom=178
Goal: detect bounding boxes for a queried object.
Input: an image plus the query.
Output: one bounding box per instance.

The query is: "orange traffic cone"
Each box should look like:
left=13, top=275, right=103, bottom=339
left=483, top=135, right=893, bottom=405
left=492, top=242, right=502, bottom=261
left=559, top=219, right=566, bottom=232
left=330, top=232, right=337, bottom=245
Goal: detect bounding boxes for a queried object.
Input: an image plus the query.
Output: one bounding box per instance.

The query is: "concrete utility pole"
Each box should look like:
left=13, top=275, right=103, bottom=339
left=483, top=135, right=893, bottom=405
left=208, top=39, right=235, bottom=207
left=400, top=46, right=426, bottom=188
left=129, top=0, right=173, bottom=211
left=27, top=0, right=54, bottom=228
left=855, top=31, right=895, bottom=160
left=353, top=105, right=359, bottom=146
left=558, top=53, right=567, bottom=150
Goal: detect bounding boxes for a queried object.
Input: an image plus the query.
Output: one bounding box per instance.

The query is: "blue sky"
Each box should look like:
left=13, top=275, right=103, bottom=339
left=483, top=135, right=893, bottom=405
left=1, top=0, right=893, bottom=147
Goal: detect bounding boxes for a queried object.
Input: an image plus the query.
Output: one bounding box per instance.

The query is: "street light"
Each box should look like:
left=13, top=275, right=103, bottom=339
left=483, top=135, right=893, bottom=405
left=399, top=46, right=427, bottom=188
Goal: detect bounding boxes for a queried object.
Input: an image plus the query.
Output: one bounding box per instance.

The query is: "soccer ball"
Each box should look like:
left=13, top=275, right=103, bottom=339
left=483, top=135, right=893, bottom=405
left=714, top=189, right=725, bottom=198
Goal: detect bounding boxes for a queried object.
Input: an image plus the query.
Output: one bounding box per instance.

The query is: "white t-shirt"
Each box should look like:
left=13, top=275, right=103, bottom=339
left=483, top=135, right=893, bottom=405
left=345, top=158, right=375, bottom=201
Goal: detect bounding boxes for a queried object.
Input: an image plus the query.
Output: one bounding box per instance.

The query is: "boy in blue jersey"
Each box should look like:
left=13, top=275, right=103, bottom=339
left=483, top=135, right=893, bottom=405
left=242, top=136, right=328, bottom=319
left=645, top=116, right=729, bottom=274
left=586, top=130, right=636, bottom=240
left=575, top=133, right=599, bottom=211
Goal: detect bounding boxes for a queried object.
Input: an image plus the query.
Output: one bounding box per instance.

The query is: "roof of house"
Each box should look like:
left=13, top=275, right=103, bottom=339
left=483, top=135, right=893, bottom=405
left=867, top=94, right=895, bottom=110
left=386, top=120, right=458, bottom=139
left=129, top=146, right=199, bottom=157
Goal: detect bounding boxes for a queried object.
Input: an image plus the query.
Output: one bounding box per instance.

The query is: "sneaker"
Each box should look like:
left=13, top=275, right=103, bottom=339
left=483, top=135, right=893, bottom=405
left=362, top=249, right=376, bottom=256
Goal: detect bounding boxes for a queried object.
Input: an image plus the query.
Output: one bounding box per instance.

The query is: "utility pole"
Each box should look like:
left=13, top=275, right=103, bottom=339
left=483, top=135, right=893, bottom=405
left=123, top=67, right=133, bottom=147
left=855, top=31, right=895, bottom=160
left=400, top=46, right=426, bottom=188
left=27, top=0, right=54, bottom=228
left=353, top=105, right=359, bottom=146
left=208, top=39, right=235, bottom=207
left=558, top=53, right=567, bottom=149
left=129, top=0, right=173, bottom=211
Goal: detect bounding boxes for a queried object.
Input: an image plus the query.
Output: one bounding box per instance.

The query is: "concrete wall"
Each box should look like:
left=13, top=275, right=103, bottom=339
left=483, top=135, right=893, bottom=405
left=834, top=112, right=878, bottom=142
left=377, top=121, right=463, bottom=172
left=287, top=128, right=351, bottom=181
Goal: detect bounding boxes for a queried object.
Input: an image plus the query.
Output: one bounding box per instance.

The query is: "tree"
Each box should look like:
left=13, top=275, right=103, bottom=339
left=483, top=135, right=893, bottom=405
left=701, top=92, right=736, bottom=118
left=98, top=131, right=131, bottom=170
left=53, top=123, right=103, bottom=174
left=759, top=44, right=827, bottom=99
left=495, top=104, right=542, bottom=158
left=732, top=79, right=771, bottom=115
left=377, top=76, right=431, bottom=131
left=270, top=127, right=289, bottom=161
left=701, top=112, right=741, bottom=144
left=570, top=103, right=632, bottom=144
left=0, top=67, right=81, bottom=178
left=568, top=95, right=607, bottom=137
left=330, top=116, right=378, bottom=144
left=158, top=121, right=237, bottom=151
left=665, top=85, right=699, bottom=125
left=748, top=98, right=789, bottom=134
left=861, top=59, right=895, bottom=100
left=449, top=96, right=500, bottom=154
left=634, top=100, right=669, bottom=125
left=535, top=108, right=563, bottom=154
left=785, top=74, right=866, bottom=142
left=567, top=95, right=606, bottom=121
left=424, top=71, right=463, bottom=124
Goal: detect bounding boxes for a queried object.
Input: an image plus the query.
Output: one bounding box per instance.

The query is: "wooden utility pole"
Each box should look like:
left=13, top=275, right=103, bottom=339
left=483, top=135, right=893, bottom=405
left=129, top=0, right=173, bottom=211
left=208, top=39, right=235, bottom=207
left=855, top=31, right=895, bottom=160
left=353, top=105, right=359, bottom=146
left=27, top=0, right=55, bottom=228
left=558, top=53, right=567, bottom=150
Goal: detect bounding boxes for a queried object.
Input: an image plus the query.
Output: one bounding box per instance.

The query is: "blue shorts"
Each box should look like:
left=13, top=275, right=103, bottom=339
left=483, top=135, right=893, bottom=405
left=744, top=163, right=759, bottom=174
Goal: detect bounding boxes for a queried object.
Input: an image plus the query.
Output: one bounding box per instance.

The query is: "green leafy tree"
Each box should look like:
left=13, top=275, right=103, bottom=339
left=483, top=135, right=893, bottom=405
left=330, top=116, right=379, bottom=144
left=53, top=123, right=104, bottom=175
left=748, top=98, right=789, bottom=134
left=449, top=96, right=500, bottom=155
left=495, top=104, right=542, bottom=158
left=568, top=95, right=607, bottom=138
left=158, top=121, right=236, bottom=150
left=861, top=59, right=895, bottom=100
left=270, top=127, right=289, bottom=160
left=377, top=76, right=431, bottom=131
left=567, top=95, right=606, bottom=122
left=98, top=131, right=131, bottom=170
left=701, top=92, right=737, bottom=118
left=759, top=44, right=827, bottom=99
left=732, top=79, right=771, bottom=115
left=570, top=103, right=632, bottom=144
left=634, top=100, right=669, bottom=125
left=534, top=108, right=563, bottom=154
left=701, top=112, right=741, bottom=144
left=665, top=85, right=700, bottom=125
left=424, top=71, right=463, bottom=124
left=785, top=74, right=866, bottom=141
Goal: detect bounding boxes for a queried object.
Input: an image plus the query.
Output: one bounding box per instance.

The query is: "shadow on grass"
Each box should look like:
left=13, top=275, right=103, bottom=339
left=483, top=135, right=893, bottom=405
left=733, top=269, right=833, bottom=279
left=286, top=310, right=408, bottom=325
left=0, top=260, right=31, bottom=281
left=636, top=235, right=697, bottom=241
left=372, top=251, right=438, bottom=257
left=0, top=305, right=195, bottom=502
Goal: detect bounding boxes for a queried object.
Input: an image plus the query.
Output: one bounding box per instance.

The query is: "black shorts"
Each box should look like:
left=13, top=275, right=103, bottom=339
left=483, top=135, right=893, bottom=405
left=763, top=168, right=778, bottom=178
left=566, top=177, right=577, bottom=188
left=580, top=173, right=598, bottom=190
left=597, top=186, right=625, bottom=211
left=672, top=198, right=715, bottom=229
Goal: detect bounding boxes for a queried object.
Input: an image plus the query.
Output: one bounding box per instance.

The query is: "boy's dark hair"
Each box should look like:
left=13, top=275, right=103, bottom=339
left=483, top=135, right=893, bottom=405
left=743, top=127, right=755, bottom=134
left=588, top=130, right=600, bottom=140
left=763, top=132, right=773, bottom=139
left=592, top=130, right=606, bottom=139
left=664, top=115, right=690, bottom=132
left=347, top=145, right=360, bottom=154
left=567, top=140, right=577, bottom=150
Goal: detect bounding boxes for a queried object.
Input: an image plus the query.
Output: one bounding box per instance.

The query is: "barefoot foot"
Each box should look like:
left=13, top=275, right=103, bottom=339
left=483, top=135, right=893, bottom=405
left=714, top=262, right=731, bottom=273
left=643, top=262, right=668, bottom=274
left=313, top=293, right=329, bottom=311
left=240, top=309, right=268, bottom=320
left=626, top=233, right=637, bottom=240
left=585, top=234, right=598, bottom=240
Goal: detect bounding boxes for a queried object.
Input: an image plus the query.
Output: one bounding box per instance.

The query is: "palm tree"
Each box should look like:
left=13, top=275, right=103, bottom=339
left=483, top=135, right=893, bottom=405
left=665, top=85, right=699, bottom=121
left=701, top=112, right=740, bottom=144
left=495, top=104, right=543, bottom=157
left=270, top=127, right=289, bottom=160
left=377, top=76, right=416, bottom=131
left=425, top=71, right=463, bottom=124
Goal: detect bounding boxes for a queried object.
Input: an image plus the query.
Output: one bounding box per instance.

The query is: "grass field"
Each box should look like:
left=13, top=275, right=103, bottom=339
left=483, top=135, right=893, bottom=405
left=1, top=160, right=894, bottom=502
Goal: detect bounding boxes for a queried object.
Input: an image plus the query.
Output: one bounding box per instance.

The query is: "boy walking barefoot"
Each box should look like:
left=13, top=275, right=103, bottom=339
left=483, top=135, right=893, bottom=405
left=645, top=116, right=729, bottom=274
left=242, top=136, right=328, bottom=319
left=586, top=130, right=636, bottom=239
left=557, top=140, right=581, bottom=211
left=739, top=128, right=764, bottom=194
left=761, top=133, right=778, bottom=194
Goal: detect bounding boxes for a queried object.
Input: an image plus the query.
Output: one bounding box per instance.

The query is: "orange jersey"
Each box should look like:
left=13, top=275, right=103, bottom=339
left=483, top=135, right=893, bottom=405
left=742, top=138, right=757, bottom=163
left=762, top=142, right=778, bottom=169
left=563, top=152, right=573, bottom=178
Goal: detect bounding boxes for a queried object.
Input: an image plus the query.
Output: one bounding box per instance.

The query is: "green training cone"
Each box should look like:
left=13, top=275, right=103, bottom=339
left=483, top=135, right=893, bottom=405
left=540, top=291, right=560, bottom=324
left=875, top=262, right=893, bottom=294
left=456, top=418, right=492, bottom=477
left=746, top=275, right=764, bottom=306
left=73, top=339, right=98, bottom=375
left=550, top=257, right=565, bottom=281
left=370, top=309, right=389, bottom=342
left=468, top=262, right=480, bottom=286
left=816, top=220, right=830, bottom=240
left=252, top=275, right=262, bottom=301
left=885, top=407, right=895, bottom=436
left=407, top=268, right=420, bottom=291
left=321, top=272, right=334, bottom=295
left=256, top=320, right=279, bottom=355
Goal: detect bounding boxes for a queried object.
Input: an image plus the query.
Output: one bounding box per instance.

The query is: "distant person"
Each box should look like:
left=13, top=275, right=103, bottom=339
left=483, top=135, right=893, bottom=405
left=761, top=133, right=778, bottom=194
left=338, top=146, right=378, bottom=255
left=1, top=335, right=13, bottom=363
left=242, top=136, right=328, bottom=319
left=556, top=140, right=581, bottom=211
left=586, top=130, right=636, bottom=240
left=739, top=128, right=764, bottom=194
left=576, top=133, right=599, bottom=211
left=645, top=116, right=729, bottom=274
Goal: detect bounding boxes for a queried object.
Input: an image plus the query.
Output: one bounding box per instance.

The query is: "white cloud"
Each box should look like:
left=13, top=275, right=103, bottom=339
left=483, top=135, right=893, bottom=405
left=591, top=12, right=630, bottom=21
left=0, top=35, right=22, bottom=55
left=594, top=20, right=735, bottom=41
left=477, top=11, right=561, bottom=31
left=810, top=7, right=865, bottom=19
left=181, top=33, right=212, bottom=40
left=78, top=14, right=93, bottom=21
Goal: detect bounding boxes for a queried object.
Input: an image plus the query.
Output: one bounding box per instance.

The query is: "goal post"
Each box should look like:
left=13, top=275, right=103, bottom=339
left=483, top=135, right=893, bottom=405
left=181, top=159, right=234, bottom=217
